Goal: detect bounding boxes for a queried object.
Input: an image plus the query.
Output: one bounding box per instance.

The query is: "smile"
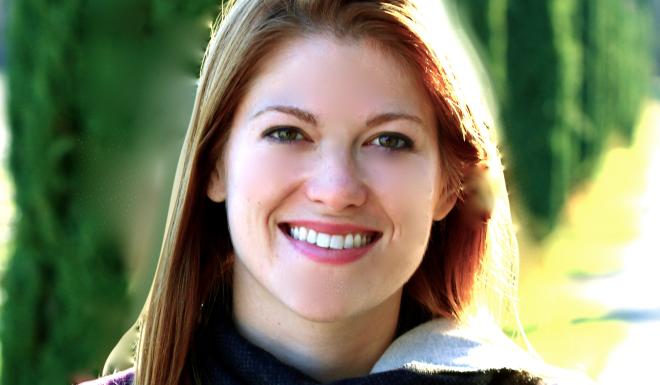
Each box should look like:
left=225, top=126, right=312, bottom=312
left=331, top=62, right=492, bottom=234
left=279, top=222, right=382, bottom=265
left=289, top=225, right=375, bottom=249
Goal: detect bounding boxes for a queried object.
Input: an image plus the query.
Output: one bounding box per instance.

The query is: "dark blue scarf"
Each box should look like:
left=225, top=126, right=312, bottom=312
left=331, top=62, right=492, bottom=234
left=85, top=308, right=545, bottom=385
left=193, top=310, right=544, bottom=385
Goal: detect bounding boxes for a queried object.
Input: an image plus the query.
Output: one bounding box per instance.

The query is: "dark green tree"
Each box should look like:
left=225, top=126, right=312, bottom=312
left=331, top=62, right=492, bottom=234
left=454, top=0, right=582, bottom=238
left=2, top=0, right=218, bottom=383
left=455, top=0, right=652, bottom=239
left=577, top=0, right=653, bottom=181
left=502, top=0, right=582, bottom=238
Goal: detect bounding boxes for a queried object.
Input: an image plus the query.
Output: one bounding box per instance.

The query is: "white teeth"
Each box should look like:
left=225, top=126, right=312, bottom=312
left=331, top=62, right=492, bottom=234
left=316, top=233, right=330, bottom=248
left=329, top=235, right=343, bottom=249
left=299, top=227, right=308, bottom=241
left=344, top=234, right=354, bottom=249
left=287, top=225, right=375, bottom=249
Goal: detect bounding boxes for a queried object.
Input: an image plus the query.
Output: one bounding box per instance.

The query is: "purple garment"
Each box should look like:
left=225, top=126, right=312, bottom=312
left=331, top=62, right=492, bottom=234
left=78, top=367, right=134, bottom=385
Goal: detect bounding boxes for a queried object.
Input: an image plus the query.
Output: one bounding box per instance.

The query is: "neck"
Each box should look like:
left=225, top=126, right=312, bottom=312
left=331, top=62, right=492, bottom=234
left=231, top=267, right=402, bottom=383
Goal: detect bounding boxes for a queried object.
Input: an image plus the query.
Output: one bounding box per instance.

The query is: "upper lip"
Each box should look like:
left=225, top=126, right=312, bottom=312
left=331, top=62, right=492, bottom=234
left=280, top=220, right=382, bottom=236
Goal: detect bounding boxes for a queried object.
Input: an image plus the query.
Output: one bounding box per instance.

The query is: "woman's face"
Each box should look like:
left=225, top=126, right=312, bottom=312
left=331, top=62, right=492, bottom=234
left=208, top=35, right=455, bottom=322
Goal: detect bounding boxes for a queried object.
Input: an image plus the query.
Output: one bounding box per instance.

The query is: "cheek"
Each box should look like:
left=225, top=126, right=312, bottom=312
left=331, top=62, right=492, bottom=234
left=226, top=142, right=305, bottom=210
left=365, top=155, right=440, bottom=216
left=224, top=139, right=308, bottom=261
left=363, top=154, right=440, bottom=250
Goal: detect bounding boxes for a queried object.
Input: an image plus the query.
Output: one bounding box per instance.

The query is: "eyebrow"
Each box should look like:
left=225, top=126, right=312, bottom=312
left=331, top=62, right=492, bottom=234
left=252, top=105, right=318, bottom=125
left=366, top=112, right=423, bottom=128
left=251, top=105, right=423, bottom=128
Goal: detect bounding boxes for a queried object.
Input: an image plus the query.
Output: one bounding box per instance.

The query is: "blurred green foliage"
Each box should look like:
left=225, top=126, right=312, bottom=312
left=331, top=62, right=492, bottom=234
left=579, top=0, right=654, bottom=176
left=2, top=0, right=219, bottom=383
left=456, top=0, right=653, bottom=239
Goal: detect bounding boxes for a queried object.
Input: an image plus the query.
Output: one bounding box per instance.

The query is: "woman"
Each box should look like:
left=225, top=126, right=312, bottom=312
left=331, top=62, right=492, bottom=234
left=83, top=0, right=591, bottom=384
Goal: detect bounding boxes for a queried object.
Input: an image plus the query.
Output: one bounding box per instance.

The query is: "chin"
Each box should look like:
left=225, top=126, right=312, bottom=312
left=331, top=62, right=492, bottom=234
left=283, top=291, right=362, bottom=323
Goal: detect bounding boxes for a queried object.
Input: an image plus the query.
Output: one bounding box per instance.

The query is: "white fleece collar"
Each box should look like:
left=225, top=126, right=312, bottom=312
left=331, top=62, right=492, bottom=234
left=370, top=318, right=593, bottom=385
left=371, top=317, right=544, bottom=374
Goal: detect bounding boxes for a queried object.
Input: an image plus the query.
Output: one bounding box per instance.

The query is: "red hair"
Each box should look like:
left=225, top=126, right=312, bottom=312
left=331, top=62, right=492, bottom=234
left=134, top=1, right=519, bottom=384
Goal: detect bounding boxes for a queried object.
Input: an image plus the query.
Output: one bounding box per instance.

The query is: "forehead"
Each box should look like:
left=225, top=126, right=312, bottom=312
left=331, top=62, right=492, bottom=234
left=236, top=34, right=434, bottom=122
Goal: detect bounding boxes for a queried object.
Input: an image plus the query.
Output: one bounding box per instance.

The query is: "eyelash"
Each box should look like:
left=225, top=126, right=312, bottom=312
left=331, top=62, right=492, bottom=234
left=263, top=127, right=414, bottom=151
left=367, top=132, right=414, bottom=151
left=263, top=126, right=306, bottom=142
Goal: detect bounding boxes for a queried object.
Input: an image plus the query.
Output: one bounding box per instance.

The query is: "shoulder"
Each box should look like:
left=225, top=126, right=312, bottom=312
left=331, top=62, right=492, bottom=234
left=78, top=367, right=135, bottom=385
left=372, top=318, right=594, bottom=385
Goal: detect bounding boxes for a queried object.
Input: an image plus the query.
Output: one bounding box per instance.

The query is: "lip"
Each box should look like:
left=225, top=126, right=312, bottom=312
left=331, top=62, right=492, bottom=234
left=279, top=221, right=382, bottom=265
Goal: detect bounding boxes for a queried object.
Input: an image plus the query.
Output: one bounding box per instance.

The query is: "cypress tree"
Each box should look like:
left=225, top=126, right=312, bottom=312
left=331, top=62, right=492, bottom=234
left=448, top=0, right=651, bottom=239
left=503, top=0, right=582, bottom=239
left=453, top=0, right=581, bottom=239
left=3, top=0, right=126, bottom=383
left=611, top=0, right=653, bottom=142
left=3, top=0, right=219, bottom=383
left=576, top=0, right=652, bottom=182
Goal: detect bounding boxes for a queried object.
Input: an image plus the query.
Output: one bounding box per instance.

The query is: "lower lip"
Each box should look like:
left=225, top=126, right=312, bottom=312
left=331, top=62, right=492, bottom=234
left=283, top=230, right=376, bottom=265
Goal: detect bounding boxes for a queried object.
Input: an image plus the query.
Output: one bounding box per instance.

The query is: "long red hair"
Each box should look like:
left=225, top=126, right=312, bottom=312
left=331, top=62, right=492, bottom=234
left=135, top=1, right=520, bottom=384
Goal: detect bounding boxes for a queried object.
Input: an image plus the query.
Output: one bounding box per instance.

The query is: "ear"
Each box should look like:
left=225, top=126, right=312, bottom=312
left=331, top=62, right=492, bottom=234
left=206, top=163, right=227, bottom=203
left=433, top=187, right=458, bottom=221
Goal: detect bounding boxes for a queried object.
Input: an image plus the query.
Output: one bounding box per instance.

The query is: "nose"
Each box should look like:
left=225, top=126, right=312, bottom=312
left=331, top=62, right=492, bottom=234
left=305, top=149, right=367, bottom=211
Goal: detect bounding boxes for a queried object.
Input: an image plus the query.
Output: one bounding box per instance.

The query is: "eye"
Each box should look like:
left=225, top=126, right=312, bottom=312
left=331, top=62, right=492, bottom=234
left=263, top=126, right=305, bottom=142
left=368, top=133, right=413, bottom=151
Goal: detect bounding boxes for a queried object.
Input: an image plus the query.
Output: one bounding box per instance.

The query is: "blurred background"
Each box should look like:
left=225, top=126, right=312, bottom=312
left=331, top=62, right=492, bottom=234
left=0, top=0, right=657, bottom=384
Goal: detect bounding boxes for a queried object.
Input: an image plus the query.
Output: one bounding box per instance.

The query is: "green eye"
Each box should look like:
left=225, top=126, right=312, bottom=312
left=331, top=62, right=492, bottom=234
left=265, top=126, right=305, bottom=142
left=369, top=133, right=413, bottom=150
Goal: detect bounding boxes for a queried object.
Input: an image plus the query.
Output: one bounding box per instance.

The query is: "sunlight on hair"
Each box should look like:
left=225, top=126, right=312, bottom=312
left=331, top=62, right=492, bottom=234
left=411, top=0, right=519, bottom=331
left=410, top=0, right=500, bottom=144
